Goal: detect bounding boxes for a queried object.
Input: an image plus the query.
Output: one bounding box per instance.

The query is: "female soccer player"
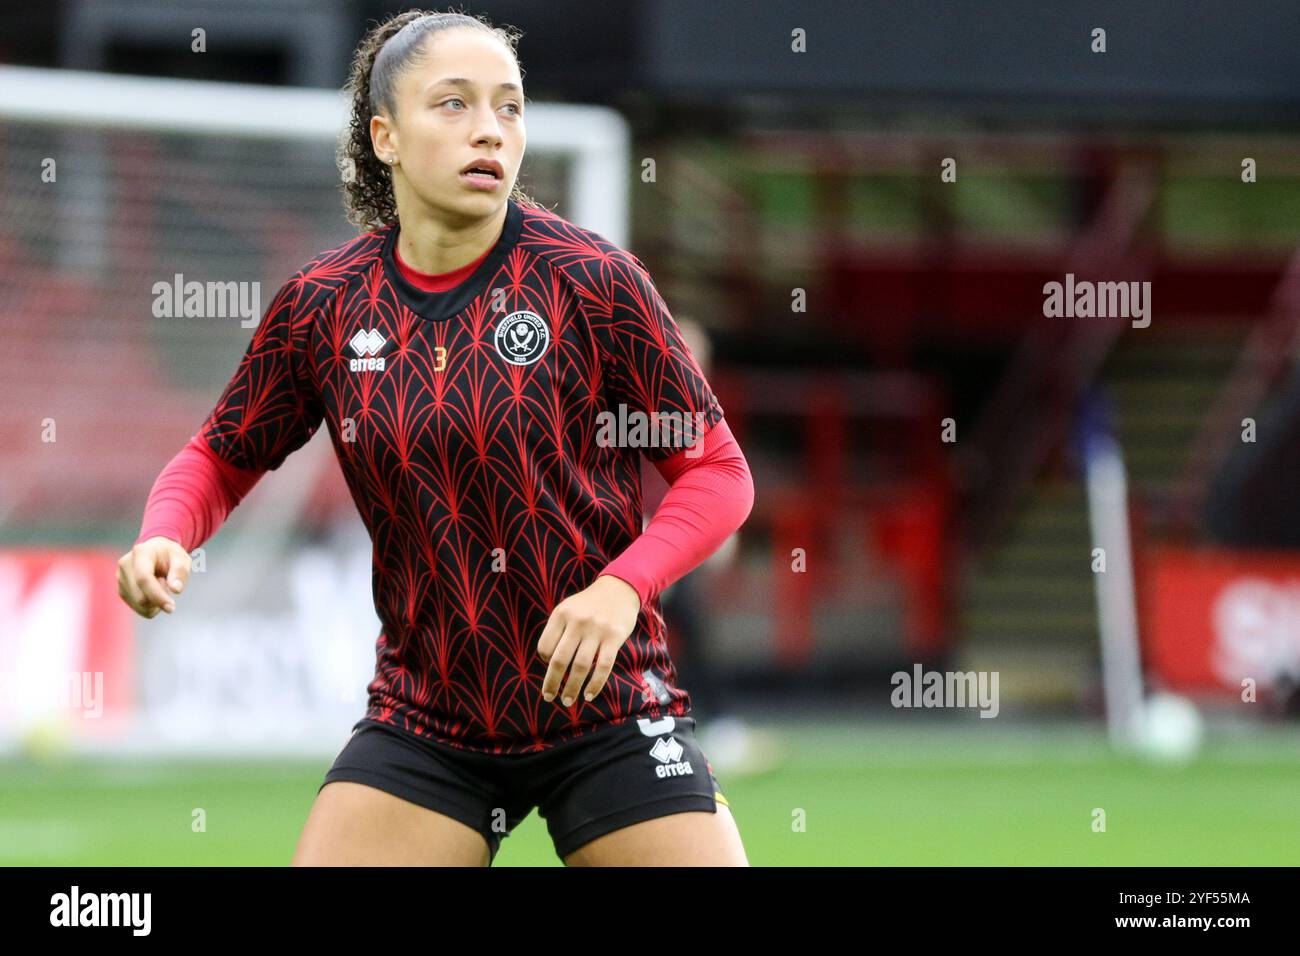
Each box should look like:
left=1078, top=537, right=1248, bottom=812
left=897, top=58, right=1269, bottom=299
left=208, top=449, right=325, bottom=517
left=117, top=9, right=754, bottom=867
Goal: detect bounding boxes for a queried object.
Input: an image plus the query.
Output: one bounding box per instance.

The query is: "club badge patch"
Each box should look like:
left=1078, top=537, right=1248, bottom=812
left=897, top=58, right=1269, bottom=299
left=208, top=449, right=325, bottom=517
left=494, top=310, right=550, bottom=366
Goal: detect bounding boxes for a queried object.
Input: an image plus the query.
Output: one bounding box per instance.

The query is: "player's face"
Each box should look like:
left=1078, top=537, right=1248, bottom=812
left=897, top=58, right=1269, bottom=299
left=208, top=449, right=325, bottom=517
left=387, top=29, right=526, bottom=223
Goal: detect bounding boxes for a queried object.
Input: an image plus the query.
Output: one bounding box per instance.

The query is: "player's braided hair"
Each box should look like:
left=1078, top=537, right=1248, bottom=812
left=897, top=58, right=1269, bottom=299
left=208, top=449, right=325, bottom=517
left=339, top=8, right=536, bottom=231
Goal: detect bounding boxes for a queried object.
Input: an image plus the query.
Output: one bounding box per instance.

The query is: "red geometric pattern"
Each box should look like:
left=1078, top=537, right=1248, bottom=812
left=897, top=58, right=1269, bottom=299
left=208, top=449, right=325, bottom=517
left=199, top=199, right=725, bottom=753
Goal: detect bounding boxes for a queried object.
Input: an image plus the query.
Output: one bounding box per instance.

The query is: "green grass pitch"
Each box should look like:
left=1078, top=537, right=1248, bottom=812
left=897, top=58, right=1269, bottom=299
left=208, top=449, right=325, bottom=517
left=2, top=721, right=1296, bottom=866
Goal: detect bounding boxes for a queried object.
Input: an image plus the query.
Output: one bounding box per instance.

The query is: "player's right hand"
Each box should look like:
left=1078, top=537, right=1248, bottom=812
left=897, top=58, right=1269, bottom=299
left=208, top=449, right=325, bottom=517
left=117, top=536, right=191, bottom=619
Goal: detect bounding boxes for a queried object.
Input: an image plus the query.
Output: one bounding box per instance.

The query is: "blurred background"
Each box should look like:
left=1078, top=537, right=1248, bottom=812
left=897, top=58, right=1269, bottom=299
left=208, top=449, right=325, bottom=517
left=2, top=0, right=1299, bottom=865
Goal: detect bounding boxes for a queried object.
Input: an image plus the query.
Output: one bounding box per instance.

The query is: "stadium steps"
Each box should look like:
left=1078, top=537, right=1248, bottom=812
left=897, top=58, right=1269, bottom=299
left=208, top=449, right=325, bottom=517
left=961, top=478, right=1096, bottom=646
left=1101, top=323, right=1252, bottom=500
left=957, top=322, right=1249, bottom=702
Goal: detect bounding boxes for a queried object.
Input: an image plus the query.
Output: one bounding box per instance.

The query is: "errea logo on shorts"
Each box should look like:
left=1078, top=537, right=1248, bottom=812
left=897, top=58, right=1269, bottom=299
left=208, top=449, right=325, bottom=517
left=636, top=715, right=694, bottom=779
left=349, top=328, right=387, bottom=372
left=650, top=736, right=694, bottom=778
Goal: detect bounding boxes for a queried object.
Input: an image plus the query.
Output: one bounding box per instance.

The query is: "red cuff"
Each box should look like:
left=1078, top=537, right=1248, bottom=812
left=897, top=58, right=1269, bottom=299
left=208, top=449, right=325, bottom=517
left=598, top=417, right=753, bottom=610
left=136, top=434, right=266, bottom=551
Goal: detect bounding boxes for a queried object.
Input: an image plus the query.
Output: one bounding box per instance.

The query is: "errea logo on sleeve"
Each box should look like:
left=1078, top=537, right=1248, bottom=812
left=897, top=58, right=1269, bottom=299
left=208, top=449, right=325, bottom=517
left=349, top=328, right=388, bottom=372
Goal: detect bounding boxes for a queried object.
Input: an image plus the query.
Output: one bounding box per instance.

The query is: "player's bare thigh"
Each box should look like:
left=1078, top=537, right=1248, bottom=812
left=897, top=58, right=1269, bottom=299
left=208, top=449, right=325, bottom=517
left=562, top=801, right=748, bottom=866
left=292, top=781, right=491, bottom=866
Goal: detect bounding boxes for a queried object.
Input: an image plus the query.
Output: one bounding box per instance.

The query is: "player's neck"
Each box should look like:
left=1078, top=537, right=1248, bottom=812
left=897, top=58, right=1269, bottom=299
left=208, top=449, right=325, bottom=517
left=395, top=202, right=507, bottom=275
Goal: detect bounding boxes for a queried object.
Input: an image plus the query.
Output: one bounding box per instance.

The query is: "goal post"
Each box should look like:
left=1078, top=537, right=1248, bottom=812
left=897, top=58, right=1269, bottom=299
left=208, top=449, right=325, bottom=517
left=0, top=64, right=629, bottom=242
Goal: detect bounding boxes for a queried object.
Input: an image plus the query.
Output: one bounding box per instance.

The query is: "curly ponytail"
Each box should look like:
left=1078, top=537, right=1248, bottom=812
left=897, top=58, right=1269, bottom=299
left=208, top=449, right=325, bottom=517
left=338, top=8, right=537, bottom=231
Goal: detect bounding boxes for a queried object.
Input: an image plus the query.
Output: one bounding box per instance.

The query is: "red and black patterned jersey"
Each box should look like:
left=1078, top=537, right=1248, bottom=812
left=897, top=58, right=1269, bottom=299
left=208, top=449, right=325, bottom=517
left=198, top=198, right=726, bottom=753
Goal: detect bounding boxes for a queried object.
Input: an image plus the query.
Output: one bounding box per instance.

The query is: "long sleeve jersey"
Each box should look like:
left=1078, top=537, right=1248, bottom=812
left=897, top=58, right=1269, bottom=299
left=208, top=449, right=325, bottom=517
left=137, top=198, right=754, bottom=753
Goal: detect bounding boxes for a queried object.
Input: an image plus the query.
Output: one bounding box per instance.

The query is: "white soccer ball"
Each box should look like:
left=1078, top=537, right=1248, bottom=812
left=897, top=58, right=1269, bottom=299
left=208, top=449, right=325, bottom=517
left=1136, top=692, right=1204, bottom=763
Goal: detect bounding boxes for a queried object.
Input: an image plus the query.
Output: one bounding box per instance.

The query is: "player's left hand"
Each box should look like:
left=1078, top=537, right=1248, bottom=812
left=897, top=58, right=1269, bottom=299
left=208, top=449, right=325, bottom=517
left=537, top=574, right=641, bottom=707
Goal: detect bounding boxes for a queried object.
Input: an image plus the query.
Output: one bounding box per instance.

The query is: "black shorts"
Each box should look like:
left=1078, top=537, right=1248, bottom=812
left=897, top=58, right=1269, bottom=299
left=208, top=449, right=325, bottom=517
left=319, top=714, right=730, bottom=864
